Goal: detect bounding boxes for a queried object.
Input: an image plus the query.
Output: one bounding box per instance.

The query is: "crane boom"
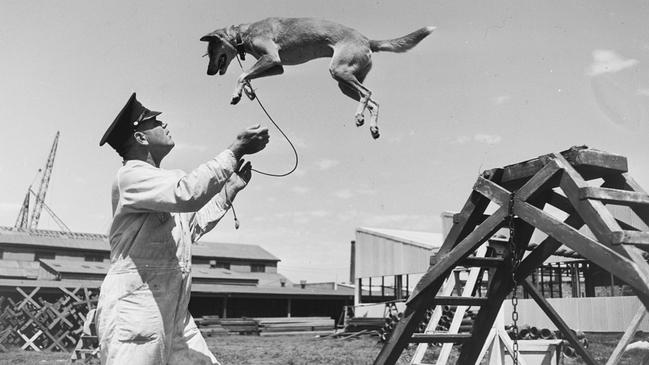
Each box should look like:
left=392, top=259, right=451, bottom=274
left=29, top=131, right=60, bottom=229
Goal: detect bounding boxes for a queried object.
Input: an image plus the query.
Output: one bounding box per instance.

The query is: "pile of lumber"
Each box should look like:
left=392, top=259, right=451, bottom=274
left=255, top=317, right=335, bottom=334
left=0, top=286, right=97, bottom=353
left=196, top=316, right=260, bottom=336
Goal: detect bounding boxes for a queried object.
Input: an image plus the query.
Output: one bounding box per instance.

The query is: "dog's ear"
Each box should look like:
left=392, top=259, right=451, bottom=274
left=200, top=29, right=226, bottom=43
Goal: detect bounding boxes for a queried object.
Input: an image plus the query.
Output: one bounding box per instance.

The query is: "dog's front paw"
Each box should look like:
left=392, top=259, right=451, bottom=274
left=370, top=127, right=380, bottom=139
left=355, top=114, right=365, bottom=127
left=230, top=94, right=242, bottom=105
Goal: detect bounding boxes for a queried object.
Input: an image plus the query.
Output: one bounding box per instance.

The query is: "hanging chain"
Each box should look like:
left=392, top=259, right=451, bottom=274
left=508, top=192, right=521, bottom=365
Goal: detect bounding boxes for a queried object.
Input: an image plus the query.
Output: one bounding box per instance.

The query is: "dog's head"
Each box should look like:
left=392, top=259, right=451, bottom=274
left=200, top=29, right=238, bottom=76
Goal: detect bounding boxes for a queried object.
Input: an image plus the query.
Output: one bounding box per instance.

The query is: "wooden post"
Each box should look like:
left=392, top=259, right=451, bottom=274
left=350, top=240, right=356, bottom=284
left=287, top=298, right=292, bottom=318
left=222, top=296, right=228, bottom=319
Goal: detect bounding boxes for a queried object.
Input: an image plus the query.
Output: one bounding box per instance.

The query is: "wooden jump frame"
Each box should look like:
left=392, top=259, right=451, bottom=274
left=375, top=146, right=649, bottom=365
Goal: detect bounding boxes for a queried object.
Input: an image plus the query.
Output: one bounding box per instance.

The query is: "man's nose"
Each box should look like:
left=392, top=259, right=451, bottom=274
left=162, top=122, right=168, bottom=129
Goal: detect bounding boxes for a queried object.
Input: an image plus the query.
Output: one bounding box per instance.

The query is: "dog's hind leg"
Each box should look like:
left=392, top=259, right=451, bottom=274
left=329, top=47, right=379, bottom=137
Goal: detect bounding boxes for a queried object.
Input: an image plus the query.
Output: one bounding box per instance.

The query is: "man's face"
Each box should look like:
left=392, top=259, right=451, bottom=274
left=137, top=118, right=174, bottom=152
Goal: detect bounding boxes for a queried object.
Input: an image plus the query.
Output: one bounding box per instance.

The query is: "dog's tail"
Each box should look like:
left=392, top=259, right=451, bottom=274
left=370, top=26, right=436, bottom=53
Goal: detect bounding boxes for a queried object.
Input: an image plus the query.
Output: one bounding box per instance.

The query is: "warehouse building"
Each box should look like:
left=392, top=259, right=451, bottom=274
left=0, top=226, right=352, bottom=319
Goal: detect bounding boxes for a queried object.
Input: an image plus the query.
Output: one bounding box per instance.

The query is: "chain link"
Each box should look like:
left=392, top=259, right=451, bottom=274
left=508, top=192, right=521, bottom=365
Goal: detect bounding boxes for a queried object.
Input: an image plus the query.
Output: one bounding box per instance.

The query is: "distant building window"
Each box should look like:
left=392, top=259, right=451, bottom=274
left=35, top=252, right=55, bottom=261
left=209, top=259, right=230, bottom=270
left=251, top=264, right=266, bottom=273
left=85, top=256, right=104, bottom=262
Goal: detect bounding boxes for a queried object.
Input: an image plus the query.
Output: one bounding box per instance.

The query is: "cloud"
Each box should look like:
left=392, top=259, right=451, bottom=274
left=587, top=49, right=638, bottom=76
left=637, top=88, right=649, bottom=96
left=454, top=134, right=502, bottom=145
left=316, top=159, right=340, bottom=170
left=474, top=134, right=502, bottom=144
left=492, top=95, right=511, bottom=105
left=291, top=186, right=311, bottom=195
left=333, top=189, right=354, bottom=199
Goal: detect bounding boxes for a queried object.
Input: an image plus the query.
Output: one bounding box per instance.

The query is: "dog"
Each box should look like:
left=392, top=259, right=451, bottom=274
left=201, top=17, right=435, bottom=139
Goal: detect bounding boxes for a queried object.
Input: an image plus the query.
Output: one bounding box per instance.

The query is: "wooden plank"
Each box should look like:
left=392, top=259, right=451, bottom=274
left=556, top=154, right=649, bottom=288
left=375, top=187, right=496, bottom=365
left=514, top=199, right=649, bottom=298
left=521, top=279, right=598, bottom=365
left=580, top=187, right=649, bottom=206
left=500, top=146, right=627, bottom=184
left=515, top=158, right=562, bottom=201
left=573, top=148, right=628, bottom=175
left=609, top=231, right=649, bottom=246
left=16, top=287, right=41, bottom=310
left=410, top=333, right=471, bottom=343
left=456, top=215, right=536, bottom=364
left=459, top=256, right=504, bottom=268
left=408, top=207, right=508, bottom=304
left=433, top=296, right=488, bottom=307
left=473, top=176, right=509, bottom=206
left=556, top=154, right=623, bottom=243
left=604, top=173, right=649, bottom=228
left=605, top=305, right=647, bottom=365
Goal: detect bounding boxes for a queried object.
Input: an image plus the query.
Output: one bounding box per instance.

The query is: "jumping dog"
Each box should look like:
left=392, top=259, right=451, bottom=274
left=201, top=17, right=435, bottom=139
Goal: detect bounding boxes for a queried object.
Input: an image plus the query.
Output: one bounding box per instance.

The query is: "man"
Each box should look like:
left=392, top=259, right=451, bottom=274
left=96, top=92, right=269, bottom=364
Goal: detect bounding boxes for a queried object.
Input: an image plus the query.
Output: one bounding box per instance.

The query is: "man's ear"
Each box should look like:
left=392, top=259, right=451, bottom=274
left=133, top=131, right=149, bottom=146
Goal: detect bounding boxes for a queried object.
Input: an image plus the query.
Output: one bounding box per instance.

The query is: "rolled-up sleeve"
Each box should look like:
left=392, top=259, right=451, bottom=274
left=117, top=150, right=238, bottom=214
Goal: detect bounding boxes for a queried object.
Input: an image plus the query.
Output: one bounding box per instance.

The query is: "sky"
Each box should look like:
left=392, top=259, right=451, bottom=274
left=1, top=1, right=649, bottom=284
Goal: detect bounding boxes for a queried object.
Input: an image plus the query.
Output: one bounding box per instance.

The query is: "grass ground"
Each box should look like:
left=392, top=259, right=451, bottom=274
left=0, top=332, right=648, bottom=364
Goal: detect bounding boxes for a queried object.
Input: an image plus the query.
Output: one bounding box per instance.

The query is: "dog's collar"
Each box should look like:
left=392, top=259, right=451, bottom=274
left=232, top=25, right=246, bottom=61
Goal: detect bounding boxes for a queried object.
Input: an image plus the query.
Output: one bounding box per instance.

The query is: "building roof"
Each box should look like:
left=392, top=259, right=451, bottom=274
left=192, top=242, right=279, bottom=261
left=0, top=260, right=39, bottom=279
left=0, top=226, right=109, bottom=252
left=0, top=226, right=279, bottom=262
left=191, top=283, right=354, bottom=298
left=356, top=227, right=444, bottom=250
left=40, top=259, right=108, bottom=275
left=191, top=266, right=258, bottom=283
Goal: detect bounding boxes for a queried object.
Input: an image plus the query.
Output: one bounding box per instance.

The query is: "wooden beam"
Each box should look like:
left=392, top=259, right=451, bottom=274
left=514, top=199, right=649, bottom=299
left=609, top=231, right=649, bottom=246
left=408, top=207, right=508, bottom=304
left=500, top=146, right=627, bottom=184
left=375, top=186, right=496, bottom=365
left=605, top=305, right=647, bottom=365
left=459, top=256, right=504, bottom=268
left=433, top=296, right=488, bottom=306
left=604, top=173, right=649, bottom=229
left=410, top=333, right=471, bottom=343
left=556, top=154, right=649, bottom=288
left=521, top=279, right=598, bottom=365
left=456, top=217, right=536, bottom=364
left=515, top=158, right=562, bottom=201
left=473, top=176, right=510, bottom=206
left=580, top=187, right=649, bottom=206
left=556, top=154, right=623, bottom=244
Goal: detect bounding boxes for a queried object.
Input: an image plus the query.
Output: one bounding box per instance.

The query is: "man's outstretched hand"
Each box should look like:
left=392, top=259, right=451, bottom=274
left=229, top=124, right=270, bottom=160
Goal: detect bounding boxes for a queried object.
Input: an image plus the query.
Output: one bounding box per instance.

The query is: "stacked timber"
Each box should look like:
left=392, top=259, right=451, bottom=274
left=195, top=316, right=260, bottom=335
left=255, top=317, right=335, bottom=334
left=0, top=287, right=97, bottom=354
left=345, top=317, right=387, bottom=333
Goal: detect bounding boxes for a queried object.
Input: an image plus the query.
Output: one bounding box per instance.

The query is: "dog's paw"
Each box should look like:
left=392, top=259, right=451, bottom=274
left=355, top=114, right=365, bottom=127
left=370, top=127, right=380, bottom=139
left=230, top=94, right=241, bottom=105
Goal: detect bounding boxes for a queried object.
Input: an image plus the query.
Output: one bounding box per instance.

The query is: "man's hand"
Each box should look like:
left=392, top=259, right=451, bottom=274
left=229, top=124, right=270, bottom=160
left=228, top=160, right=252, bottom=191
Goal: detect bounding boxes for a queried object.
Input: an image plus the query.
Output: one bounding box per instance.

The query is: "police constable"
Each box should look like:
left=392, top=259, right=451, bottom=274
left=96, top=93, right=269, bottom=364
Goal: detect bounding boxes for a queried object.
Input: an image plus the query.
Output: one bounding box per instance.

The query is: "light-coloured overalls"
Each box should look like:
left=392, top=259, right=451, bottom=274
left=96, top=151, right=237, bottom=365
